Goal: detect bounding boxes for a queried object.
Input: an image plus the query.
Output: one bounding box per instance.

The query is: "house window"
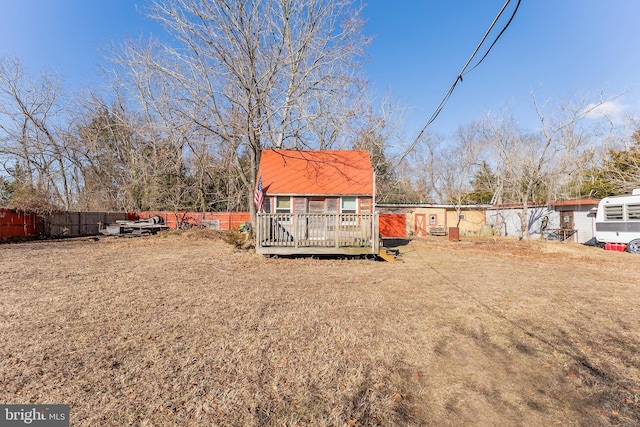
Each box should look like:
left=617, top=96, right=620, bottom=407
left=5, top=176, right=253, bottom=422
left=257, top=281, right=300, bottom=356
left=429, top=214, right=437, bottom=225
left=341, top=197, right=357, bottom=214
left=275, top=196, right=291, bottom=223
left=275, top=196, right=291, bottom=213
left=341, top=197, right=357, bottom=224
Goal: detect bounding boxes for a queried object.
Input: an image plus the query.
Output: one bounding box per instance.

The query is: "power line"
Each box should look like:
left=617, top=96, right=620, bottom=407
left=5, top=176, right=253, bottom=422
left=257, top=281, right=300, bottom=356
left=464, top=0, right=522, bottom=76
left=399, top=0, right=522, bottom=162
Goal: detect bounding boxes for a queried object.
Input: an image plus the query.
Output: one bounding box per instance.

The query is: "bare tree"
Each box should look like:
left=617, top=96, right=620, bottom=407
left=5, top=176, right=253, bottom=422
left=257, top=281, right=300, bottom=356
left=349, top=94, right=410, bottom=202
left=398, top=132, right=447, bottom=204
left=0, top=57, right=76, bottom=211
left=70, top=101, right=126, bottom=210
left=479, top=95, right=607, bottom=239
left=441, top=122, right=487, bottom=225
left=108, top=0, right=369, bottom=219
left=69, top=87, right=190, bottom=211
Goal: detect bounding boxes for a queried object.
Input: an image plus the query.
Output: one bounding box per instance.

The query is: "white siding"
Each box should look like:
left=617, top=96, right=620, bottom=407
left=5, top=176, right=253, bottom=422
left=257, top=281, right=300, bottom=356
left=486, top=208, right=522, bottom=237
left=572, top=209, right=595, bottom=243
left=486, top=206, right=553, bottom=238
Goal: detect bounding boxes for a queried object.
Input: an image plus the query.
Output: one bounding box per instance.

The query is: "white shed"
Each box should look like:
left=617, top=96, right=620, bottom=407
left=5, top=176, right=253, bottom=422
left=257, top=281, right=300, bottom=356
left=551, top=200, right=600, bottom=243
left=486, top=199, right=599, bottom=242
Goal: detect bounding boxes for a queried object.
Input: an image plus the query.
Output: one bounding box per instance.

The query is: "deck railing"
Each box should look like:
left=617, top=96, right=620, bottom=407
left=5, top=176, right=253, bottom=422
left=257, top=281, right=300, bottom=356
left=256, top=213, right=378, bottom=252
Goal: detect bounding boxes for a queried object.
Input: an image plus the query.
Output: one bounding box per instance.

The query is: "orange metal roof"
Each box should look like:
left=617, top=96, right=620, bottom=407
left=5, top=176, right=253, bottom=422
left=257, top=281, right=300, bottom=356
left=258, top=150, right=373, bottom=196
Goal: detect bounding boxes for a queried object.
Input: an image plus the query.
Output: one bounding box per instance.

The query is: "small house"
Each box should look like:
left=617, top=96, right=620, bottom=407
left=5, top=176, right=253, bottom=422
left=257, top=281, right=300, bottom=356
left=254, top=149, right=378, bottom=256
left=375, top=204, right=446, bottom=237
left=376, top=204, right=490, bottom=237
left=551, top=199, right=600, bottom=243
left=486, top=199, right=600, bottom=242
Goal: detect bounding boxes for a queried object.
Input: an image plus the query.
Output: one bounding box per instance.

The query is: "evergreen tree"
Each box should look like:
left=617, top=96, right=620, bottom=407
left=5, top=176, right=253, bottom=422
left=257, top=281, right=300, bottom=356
left=579, top=130, right=640, bottom=198
left=462, top=162, right=497, bottom=204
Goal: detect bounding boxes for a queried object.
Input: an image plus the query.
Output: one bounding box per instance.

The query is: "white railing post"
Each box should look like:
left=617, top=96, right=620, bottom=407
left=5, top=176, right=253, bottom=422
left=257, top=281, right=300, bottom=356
left=294, top=213, right=299, bottom=248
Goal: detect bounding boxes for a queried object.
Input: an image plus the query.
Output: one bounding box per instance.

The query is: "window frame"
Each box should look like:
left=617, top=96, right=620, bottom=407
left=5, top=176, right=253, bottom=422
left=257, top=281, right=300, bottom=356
left=340, top=196, right=358, bottom=224
left=627, top=203, right=640, bottom=220
left=604, top=205, right=623, bottom=221
left=274, top=196, right=292, bottom=223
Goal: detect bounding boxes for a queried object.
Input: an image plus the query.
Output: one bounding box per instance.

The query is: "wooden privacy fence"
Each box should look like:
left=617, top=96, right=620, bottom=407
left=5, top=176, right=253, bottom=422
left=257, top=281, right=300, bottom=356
left=46, top=211, right=133, bottom=237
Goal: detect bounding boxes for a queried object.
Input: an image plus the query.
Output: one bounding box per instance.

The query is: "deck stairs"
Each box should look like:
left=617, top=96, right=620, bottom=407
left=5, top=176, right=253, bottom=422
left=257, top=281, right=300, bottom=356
left=378, top=247, right=402, bottom=262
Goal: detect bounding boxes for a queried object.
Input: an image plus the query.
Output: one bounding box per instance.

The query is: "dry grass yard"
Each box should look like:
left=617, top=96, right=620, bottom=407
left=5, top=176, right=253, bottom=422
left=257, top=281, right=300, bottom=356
left=1, top=230, right=639, bottom=426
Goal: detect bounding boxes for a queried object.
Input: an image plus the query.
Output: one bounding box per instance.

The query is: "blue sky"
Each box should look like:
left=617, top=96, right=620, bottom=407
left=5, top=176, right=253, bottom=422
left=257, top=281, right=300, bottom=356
left=1, top=0, right=639, bottom=138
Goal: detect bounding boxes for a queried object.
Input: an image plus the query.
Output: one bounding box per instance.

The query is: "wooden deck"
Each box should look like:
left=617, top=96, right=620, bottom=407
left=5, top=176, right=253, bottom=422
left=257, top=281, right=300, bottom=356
left=255, top=213, right=379, bottom=256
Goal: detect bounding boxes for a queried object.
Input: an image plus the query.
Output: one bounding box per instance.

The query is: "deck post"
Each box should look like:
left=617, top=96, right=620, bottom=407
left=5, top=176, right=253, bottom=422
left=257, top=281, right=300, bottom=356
left=256, top=214, right=261, bottom=251
left=373, top=214, right=379, bottom=254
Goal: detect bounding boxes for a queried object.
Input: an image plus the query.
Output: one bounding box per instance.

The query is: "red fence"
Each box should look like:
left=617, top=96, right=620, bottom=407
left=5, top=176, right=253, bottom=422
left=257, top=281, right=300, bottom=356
left=379, top=213, right=406, bottom=238
left=0, top=209, right=250, bottom=241
left=0, top=209, right=42, bottom=240
left=136, top=211, right=251, bottom=230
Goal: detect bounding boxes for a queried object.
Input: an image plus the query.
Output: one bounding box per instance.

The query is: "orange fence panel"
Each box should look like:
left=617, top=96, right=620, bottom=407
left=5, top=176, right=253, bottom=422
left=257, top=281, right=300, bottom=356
left=379, top=213, right=406, bottom=238
left=136, top=211, right=250, bottom=230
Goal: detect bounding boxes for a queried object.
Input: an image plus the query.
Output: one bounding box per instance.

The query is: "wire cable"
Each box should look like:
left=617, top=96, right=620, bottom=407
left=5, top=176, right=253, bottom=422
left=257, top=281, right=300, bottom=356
left=399, top=0, right=521, bottom=162
left=464, top=0, right=522, bottom=75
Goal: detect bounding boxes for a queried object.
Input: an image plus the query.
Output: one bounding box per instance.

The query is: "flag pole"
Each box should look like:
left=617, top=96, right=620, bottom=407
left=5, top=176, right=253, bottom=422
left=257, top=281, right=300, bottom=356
left=372, top=169, right=377, bottom=254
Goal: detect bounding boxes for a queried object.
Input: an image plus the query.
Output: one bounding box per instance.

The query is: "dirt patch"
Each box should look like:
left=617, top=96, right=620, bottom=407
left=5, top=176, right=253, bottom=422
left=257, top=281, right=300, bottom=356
left=1, top=233, right=638, bottom=426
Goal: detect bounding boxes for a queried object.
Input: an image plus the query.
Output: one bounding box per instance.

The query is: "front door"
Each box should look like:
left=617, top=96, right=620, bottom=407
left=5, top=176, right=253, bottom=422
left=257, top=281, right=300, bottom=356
left=415, top=214, right=427, bottom=236
left=307, top=198, right=326, bottom=240
left=561, top=211, right=574, bottom=230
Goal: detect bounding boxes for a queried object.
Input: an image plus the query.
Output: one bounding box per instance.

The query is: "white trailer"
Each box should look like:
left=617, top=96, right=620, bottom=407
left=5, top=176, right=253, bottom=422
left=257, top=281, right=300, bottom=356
left=595, top=189, right=640, bottom=253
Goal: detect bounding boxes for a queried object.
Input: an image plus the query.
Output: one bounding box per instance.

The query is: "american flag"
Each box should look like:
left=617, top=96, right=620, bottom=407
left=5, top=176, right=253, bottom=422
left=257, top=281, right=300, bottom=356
left=254, top=173, right=264, bottom=213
